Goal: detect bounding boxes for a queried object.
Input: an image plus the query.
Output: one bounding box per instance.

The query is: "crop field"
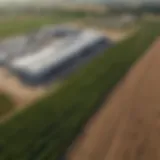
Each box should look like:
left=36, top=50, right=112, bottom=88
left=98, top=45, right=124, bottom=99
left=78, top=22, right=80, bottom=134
left=0, top=12, right=85, bottom=38
left=0, top=21, right=159, bottom=160
left=0, top=94, right=14, bottom=117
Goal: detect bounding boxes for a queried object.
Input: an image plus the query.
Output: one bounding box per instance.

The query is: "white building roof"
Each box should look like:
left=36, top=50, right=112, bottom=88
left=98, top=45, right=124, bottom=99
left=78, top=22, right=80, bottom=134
left=0, top=50, right=8, bottom=63
left=0, top=25, right=82, bottom=65
left=0, top=36, right=28, bottom=55
left=10, top=29, right=104, bottom=75
left=11, top=38, right=69, bottom=68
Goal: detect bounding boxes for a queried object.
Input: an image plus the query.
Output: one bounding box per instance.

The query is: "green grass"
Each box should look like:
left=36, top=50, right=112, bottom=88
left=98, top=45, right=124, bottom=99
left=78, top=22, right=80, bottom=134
left=0, top=16, right=53, bottom=38
left=0, top=13, right=84, bottom=38
left=0, top=21, right=159, bottom=160
left=0, top=94, right=14, bottom=117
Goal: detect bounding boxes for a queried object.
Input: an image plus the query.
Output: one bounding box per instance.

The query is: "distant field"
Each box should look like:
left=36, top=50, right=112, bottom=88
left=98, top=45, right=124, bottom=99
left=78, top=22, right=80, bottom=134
left=0, top=13, right=85, bottom=38
left=77, top=16, right=138, bottom=30
left=0, top=21, right=159, bottom=160
left=0, top=16, right=56, bottom=38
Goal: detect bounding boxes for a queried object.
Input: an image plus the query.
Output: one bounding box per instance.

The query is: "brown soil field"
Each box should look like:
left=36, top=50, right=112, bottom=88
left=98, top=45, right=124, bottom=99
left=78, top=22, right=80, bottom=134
left=66, top=38, right=160, bottom=160
left=101, top=29, right=133, bottom=42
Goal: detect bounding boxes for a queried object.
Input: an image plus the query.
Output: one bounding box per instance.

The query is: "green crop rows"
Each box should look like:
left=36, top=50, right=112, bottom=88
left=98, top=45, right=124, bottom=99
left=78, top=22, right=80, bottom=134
left=0, top=22, right=159, bottom=160
left=0, top=94, right=14, bottom=117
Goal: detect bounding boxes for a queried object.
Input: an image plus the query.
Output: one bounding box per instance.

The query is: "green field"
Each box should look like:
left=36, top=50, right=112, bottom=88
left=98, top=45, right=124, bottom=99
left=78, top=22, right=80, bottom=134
left=0, top=22, right=159, bottom=160
left=0, top=11, right=85, bottom=38
left=0, top=94, right=14, bottom=117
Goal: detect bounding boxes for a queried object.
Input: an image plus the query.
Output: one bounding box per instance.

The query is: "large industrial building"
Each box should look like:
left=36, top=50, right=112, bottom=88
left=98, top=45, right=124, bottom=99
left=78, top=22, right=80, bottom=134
left=0, top=25, right=111, bottom=85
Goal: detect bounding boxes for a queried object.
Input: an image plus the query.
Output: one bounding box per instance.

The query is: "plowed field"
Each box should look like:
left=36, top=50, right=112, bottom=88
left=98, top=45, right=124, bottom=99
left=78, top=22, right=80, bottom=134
left=67, top=38, right=160, bottom=160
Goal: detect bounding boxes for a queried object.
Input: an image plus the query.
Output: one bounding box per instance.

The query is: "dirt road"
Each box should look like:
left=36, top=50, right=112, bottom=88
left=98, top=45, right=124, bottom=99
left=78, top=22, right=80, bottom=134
left=0, top=67, right=47, bottom=107
left=66, top=38, right=160, bottom=160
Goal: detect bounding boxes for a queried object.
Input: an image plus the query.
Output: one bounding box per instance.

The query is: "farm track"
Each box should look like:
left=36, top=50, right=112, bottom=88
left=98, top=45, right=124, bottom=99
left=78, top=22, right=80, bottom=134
left=67, top=38, right=160, bottom=160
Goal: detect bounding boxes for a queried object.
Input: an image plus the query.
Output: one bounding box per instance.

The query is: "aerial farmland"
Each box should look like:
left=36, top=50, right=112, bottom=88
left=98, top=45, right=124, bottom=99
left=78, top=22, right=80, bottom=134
left=0, top=6, right=159, bottom=160
left=0, top=25, right=111, bottom=109
left=0, top=12, right=132, bottom=118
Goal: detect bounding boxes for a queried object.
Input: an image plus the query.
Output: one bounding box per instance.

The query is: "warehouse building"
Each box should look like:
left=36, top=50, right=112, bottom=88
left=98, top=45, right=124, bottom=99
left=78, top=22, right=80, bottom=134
left=0, top=35, right=29, bottom=64
left=7, top=28, right=111, bottom=86
left=0, top=24, right=80, bottom=65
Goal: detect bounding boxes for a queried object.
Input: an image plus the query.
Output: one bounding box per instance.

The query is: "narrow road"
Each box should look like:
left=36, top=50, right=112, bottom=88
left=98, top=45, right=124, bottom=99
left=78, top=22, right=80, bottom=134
left=67, top=37, right=160, bottom=160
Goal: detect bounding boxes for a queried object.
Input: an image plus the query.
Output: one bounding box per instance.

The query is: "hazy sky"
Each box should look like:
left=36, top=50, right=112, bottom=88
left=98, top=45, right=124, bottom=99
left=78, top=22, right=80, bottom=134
left=0, top=0, right=157, bottom=6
